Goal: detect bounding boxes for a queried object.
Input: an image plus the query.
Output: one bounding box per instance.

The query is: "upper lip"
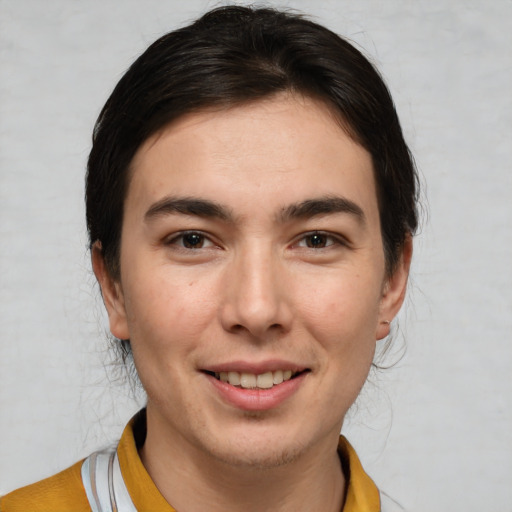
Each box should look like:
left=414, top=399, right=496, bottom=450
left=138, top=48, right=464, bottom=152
left=202, top=360, right=309, bottom=374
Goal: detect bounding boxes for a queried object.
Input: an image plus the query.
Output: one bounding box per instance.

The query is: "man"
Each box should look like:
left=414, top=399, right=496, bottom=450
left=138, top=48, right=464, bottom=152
left=1, top=6, right=417, bottom=511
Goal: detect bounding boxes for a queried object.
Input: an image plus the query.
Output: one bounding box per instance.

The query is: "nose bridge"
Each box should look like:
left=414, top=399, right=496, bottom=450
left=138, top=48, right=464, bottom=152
left=220, top=239, right=290, bottom=337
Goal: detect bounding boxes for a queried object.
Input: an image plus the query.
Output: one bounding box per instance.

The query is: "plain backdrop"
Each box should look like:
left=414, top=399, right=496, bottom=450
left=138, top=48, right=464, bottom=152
left=1, top=1, right=511, bottom=510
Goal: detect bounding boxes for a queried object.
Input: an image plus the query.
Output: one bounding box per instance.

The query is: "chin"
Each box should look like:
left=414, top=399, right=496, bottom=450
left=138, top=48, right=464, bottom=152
left=197, top=422, right=309, bottom=470
left=207, top=441, right=303, bottom=470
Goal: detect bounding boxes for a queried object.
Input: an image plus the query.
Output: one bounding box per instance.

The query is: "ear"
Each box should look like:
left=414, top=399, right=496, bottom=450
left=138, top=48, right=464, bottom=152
left=376, top=235, right=413, bottom=340
left=91, top=242, right=130, bottom=340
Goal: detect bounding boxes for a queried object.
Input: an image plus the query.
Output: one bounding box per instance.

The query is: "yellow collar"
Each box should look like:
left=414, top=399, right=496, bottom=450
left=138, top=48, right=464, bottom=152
left=337, top=436, right=381, bottom=511
left=117, top=411, right=380, bottom=511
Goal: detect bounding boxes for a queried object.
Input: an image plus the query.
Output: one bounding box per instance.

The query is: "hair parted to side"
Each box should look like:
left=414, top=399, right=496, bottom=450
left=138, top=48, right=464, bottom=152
left=86, top=5, right=419, bottom=284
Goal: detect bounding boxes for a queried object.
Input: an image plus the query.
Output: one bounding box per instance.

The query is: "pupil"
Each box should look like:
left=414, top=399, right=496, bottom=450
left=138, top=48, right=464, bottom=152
left=308, top=234, right=325, bottom=248
left=183, top=233, right=202, bottom=248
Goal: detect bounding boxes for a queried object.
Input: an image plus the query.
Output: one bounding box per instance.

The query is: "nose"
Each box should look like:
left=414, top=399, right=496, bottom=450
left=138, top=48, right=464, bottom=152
left=219, top=245, right=293, bottom=339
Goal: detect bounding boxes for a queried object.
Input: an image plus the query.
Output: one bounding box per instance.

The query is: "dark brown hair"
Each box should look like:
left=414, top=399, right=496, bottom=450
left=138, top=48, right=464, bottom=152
left=86, top=5, right=419, bottom=280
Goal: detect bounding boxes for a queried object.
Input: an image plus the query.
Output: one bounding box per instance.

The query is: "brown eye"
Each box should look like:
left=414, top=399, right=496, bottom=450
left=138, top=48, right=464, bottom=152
left=182, top=233, right=204, bottom=248
left=294, top=231, right=344, bottom=250
left=305, top=233, right=329, bottom=248
left=167, top=231, right=215, bottom=250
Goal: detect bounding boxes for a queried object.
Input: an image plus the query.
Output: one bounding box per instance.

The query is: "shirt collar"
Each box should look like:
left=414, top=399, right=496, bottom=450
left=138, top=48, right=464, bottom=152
left=337, top=436, right=381, bottom=511
left=117, top=410, right=380, bottom=511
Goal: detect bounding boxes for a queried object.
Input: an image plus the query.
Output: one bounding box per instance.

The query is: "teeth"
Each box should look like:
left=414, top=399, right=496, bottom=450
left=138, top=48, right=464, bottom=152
left=228, top=371, right=240, bottom=386
left=273, top=370, right=283, bottom=385
left=240, top=373, right=257, bottom=389
left=216, top=370, right=297, bottom=389
left=256, top=372, right=274, bottom=389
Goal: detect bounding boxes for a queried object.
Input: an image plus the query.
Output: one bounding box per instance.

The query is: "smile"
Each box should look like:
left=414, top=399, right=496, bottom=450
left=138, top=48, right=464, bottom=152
left=212, top=370, right=299, bottom=389
left=203, top=367, right=310, bottom=411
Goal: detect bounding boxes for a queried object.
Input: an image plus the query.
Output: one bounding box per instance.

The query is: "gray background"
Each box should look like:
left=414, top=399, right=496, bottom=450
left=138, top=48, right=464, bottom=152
left=1, top=0, right=511, bottom=510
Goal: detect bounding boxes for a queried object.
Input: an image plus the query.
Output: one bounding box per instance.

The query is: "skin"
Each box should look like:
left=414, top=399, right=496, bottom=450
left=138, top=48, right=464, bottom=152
left=93, top=94, right=411, bottom=512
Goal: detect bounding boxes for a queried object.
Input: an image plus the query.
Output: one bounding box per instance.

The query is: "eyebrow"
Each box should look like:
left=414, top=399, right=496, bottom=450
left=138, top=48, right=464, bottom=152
left=145, top=196, right=233, bottom=222
left=144, top=195, right=365, bottom=225
left=278, top=196, right=366, bottom=225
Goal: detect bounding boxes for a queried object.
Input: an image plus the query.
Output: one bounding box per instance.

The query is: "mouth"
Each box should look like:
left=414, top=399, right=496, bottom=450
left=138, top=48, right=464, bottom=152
left=203, top=369, right=309, bottom=390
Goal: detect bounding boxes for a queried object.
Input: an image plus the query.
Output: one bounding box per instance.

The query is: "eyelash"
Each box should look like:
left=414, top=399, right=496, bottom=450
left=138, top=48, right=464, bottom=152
left=165, top=230, right=346, bottom=251
left=165, top=231, right=217, bottom=250
left=293, top=231, right=347, bottom=250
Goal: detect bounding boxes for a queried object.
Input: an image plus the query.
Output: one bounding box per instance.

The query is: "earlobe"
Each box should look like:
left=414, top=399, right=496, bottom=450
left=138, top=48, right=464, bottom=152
left=376, top=235, right=413, bottom=340
left=91, top=242, right=130, bottom=340
left=376, top=319, right=391, bottom=340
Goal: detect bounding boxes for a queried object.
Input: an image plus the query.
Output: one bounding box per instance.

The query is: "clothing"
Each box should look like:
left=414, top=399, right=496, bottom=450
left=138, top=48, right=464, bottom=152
left=1, top=410, right=382, bottom=511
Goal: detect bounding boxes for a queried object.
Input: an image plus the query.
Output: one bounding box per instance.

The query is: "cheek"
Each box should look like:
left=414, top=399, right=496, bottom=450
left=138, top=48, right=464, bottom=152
left=295, top=271, right=382, bottom=342
left=122, top=271, right=219, bottom=357
left=122, top=272, right=221, bottom=406
left=292, top=269, right=382, bottom=399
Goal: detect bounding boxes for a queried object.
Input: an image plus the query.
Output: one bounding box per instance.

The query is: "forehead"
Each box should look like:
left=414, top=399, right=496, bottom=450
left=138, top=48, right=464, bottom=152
left=127, top=94, right=378, bottom=226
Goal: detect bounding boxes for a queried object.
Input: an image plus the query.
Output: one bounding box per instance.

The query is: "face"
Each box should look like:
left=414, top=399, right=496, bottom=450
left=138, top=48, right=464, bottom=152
left=94, top=94, right=410, bottom=469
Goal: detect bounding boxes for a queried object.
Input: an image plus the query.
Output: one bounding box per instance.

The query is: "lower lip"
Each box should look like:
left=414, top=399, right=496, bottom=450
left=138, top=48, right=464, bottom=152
left=205, top=372, right=308, bottom=412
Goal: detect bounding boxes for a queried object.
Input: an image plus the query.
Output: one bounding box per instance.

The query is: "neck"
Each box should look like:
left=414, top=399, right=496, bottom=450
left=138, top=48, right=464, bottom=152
left=140, top=413, right=345, bottom=512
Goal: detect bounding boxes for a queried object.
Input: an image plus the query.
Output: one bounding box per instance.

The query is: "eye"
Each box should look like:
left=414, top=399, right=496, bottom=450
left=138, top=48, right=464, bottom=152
left=295, top=232, right=341, bottom=249
left=167, top=231, right=215, bottom=249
